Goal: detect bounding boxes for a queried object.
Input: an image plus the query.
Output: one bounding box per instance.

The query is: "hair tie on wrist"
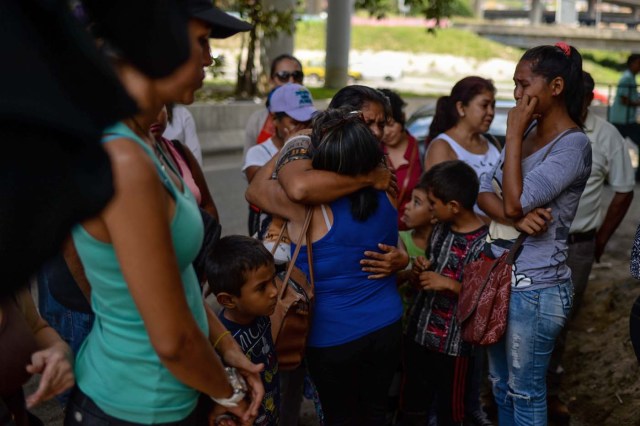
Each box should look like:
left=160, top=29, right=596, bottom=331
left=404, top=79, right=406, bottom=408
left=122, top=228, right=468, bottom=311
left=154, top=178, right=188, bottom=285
left=213, top=330, right=231, bottom=350
left=555, top=42, right=571, bottom=57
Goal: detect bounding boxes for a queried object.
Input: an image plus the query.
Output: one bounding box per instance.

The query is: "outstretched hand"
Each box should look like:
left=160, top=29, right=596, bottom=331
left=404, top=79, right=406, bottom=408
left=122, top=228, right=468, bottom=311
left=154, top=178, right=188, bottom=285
left=25, top=342, right=74, bottom=408
left=361, top=243, right=409, bottom=279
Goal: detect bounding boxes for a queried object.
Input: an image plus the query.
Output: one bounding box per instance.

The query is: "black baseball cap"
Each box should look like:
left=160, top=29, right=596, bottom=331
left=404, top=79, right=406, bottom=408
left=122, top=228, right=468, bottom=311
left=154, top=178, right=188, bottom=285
left=187, top=0, right=252, bottom=39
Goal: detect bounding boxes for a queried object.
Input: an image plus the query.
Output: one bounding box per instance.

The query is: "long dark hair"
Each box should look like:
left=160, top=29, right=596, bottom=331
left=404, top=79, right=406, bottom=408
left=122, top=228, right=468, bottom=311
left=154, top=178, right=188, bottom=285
left=428, top=76, right=495, bottom=141
left=311, top=108, right=384, bottom=221
left=520, top=44, right=584, bottom=127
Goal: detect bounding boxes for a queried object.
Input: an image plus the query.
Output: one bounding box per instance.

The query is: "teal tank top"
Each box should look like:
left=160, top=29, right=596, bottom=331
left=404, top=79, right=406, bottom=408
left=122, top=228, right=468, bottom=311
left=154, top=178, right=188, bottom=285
left=71, top=122, right=206, bottom=423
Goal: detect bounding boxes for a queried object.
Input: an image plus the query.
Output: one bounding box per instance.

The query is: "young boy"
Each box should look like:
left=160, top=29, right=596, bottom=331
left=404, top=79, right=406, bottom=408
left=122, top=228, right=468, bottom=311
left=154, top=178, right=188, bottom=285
left=205, top=235, right=280, bottom=426
left=398, top=179, right=435, bottom=325
left=401, top=160, right=488, bottom=426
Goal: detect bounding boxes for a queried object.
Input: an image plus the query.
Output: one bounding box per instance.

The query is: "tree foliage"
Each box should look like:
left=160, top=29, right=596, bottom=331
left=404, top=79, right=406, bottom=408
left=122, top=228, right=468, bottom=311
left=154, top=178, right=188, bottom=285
left=218, top=0, right=297, bottom=98
left=357, top=0, right=471, bottom=24
left=219, top=0, right=464, bottom=98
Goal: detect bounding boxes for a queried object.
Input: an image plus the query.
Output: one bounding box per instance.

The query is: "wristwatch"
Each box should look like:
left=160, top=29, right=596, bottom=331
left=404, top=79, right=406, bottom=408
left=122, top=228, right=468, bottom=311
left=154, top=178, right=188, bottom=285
left=210, top=367, right=248, bottom=408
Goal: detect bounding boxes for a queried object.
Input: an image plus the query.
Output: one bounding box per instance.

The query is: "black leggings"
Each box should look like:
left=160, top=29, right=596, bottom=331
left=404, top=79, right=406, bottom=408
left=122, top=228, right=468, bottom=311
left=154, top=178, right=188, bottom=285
left=306, top=320, right=402, bottom=426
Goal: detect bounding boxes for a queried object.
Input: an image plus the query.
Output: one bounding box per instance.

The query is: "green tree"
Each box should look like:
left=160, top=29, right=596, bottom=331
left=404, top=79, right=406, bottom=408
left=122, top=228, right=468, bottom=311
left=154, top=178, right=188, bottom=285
left=218, top=0, right=296, bottom=98
left=356, top=0, right=470, bottom=24
left=219, top=0, right=461, bottom=98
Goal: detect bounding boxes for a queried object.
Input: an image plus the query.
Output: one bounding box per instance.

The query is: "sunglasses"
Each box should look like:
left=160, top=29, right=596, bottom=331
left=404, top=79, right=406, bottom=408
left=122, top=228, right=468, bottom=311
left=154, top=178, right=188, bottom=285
left=274, top=70, right=304, bottom=83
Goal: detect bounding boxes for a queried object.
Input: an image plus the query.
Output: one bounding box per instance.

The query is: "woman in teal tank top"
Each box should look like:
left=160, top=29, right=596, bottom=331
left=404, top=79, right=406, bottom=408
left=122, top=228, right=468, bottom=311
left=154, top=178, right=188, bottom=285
left=64, top=13, right=263, bottom=426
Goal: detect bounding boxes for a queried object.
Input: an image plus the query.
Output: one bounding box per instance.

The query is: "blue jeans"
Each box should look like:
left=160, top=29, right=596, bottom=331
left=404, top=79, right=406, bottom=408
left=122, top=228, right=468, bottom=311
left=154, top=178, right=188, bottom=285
left=487, top=282, right=573, bottom=426
left=37, top=268, right=94, bottom=406
left=37, top=274, right=94, bottom=356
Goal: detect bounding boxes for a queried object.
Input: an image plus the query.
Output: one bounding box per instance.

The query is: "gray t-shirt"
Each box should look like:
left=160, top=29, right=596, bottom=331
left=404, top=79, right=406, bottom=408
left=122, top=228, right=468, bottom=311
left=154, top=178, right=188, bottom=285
left=479, top=128, right=592, bottom=292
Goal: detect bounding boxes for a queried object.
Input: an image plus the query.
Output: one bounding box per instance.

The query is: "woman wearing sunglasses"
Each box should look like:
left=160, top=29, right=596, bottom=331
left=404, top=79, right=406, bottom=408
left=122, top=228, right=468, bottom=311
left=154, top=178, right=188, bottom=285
left=244, top=54, right=304, bottom=155
left=243, top=54, right=304, bottom=235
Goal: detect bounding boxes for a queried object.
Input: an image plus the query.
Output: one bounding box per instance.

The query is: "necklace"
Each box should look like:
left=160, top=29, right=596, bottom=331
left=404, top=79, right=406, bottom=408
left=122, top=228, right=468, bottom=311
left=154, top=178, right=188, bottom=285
left=153, top=141, right=168, bottom=172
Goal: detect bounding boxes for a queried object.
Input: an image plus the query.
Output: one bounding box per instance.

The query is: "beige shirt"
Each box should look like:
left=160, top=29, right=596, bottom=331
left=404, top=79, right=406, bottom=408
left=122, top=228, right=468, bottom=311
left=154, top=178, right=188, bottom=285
left=570, top=111, right=635, bottom=233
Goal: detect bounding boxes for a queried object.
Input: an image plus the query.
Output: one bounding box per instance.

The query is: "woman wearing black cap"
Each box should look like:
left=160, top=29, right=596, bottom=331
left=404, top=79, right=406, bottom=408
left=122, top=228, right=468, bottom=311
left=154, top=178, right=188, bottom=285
left=62, top=3, right=262, bottom=426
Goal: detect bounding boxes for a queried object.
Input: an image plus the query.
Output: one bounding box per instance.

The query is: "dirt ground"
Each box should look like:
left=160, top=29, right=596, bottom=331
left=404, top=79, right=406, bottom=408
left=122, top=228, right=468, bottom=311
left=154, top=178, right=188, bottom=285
left=551, top=185, right=640, bottom=426
left=26, top=185, right=640, bottom=426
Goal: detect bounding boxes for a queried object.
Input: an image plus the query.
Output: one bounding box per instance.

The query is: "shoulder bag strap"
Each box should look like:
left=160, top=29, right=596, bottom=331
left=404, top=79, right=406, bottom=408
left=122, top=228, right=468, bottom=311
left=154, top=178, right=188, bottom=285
left=305, top=210, right=315, bottom=289
left=279, top=208, right=314, bottom=300
left=505, top=232, right=527, bottom=265
left=269, top=218, right=288, bottom=256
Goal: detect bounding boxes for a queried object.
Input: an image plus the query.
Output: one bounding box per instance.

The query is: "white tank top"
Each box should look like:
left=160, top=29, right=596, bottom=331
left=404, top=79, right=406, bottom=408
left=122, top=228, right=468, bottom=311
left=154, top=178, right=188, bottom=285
left=433, top=133, right=501, bottom=215
left=434, top=133, right=500, bottom=184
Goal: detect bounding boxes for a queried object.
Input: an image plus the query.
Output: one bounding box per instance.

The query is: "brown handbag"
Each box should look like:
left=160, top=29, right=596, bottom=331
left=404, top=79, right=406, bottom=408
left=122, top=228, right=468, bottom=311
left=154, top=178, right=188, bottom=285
left=456, top=233, right=526, bottom=346
left=269, top=208, right=315, bottom=370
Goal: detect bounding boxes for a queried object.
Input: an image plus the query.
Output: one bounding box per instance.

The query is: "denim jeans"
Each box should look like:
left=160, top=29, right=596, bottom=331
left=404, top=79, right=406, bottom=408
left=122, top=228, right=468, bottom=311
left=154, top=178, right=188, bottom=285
left=37, top=268, right=94, bottom=406
left=487, top=282, right=573, bottom=426
left=37, top=274, right=94, bottom=356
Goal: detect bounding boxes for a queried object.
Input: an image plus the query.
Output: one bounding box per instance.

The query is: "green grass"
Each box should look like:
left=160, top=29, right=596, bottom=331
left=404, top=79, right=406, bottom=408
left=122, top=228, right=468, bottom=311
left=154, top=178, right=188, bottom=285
left=295, top=21, right=521, bottom=60
left=208, top=19, right=629, bottom=99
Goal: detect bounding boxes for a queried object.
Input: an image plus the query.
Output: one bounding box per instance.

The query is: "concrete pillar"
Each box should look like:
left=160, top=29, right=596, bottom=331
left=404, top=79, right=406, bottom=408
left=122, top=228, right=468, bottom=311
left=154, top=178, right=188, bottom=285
left=262, top=0, right=295, bottom=74
left=556, top=0, right=578, bottom=25
left=586, top=0, right=597, bottom=20
left=473, top=0, right=483, bottom=19
left=530, top=0, right=544, bottom=24
left=325, top=0, right=353, bottom=89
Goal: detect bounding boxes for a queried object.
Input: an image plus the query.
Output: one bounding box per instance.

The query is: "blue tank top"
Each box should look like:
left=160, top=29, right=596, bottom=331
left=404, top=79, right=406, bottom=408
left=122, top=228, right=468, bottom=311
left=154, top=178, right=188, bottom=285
left=71, top=122, right=206, bottom=423
left=293, top=191, right=403, bottom=347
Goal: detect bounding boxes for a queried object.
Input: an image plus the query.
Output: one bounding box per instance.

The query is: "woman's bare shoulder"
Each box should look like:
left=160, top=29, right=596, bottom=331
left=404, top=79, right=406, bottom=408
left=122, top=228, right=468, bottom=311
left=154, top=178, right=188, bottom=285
left=425, top=138, right=457, bottom=169
left=103, top=137, right=158, bottom=186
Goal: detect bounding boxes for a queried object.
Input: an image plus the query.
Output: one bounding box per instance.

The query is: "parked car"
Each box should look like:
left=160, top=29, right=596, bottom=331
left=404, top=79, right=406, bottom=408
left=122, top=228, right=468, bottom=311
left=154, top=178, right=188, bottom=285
left=303, top=61, right=362, bottom=84
left=406, top=99, right=515, bottom=159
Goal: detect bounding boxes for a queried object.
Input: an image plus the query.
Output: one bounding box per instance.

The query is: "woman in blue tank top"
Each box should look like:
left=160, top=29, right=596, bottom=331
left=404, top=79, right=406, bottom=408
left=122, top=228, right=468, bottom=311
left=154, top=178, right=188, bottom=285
left=247, top=108, right=403, bottom=426
left=64, top=8, right=263, bottom=426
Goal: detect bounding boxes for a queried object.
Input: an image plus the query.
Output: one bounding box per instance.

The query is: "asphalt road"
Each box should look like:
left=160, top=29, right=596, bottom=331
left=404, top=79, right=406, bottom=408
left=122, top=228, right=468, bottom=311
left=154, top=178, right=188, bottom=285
left=202, top=150, right=249, bottom=237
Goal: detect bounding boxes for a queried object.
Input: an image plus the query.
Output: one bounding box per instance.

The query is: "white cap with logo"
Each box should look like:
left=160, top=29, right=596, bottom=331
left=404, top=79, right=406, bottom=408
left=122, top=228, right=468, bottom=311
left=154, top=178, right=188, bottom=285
left=268, top=83, right=318, bottom=122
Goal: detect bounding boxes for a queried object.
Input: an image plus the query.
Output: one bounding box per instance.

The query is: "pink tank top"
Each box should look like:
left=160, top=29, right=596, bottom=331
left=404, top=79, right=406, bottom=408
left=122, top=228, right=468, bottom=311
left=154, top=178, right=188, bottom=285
left=162, top=138, right=202, bottom=205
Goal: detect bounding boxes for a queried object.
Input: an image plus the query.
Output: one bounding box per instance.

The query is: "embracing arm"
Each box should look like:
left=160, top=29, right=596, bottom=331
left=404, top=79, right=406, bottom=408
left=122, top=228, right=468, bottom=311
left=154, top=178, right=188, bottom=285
left=102, top=140, right=233, bottom=400
left=277, top=158, right=392, bottom=204
left=245, top=155, right=305, bottom=222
